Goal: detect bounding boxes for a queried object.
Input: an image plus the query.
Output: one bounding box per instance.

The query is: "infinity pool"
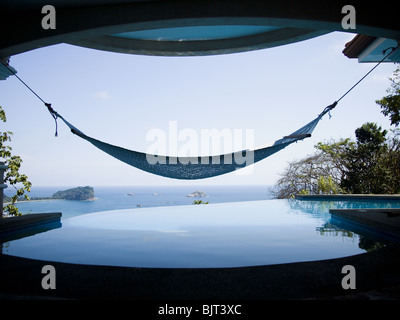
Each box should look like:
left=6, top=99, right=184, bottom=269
left=1, top=199, right=399, bottom=268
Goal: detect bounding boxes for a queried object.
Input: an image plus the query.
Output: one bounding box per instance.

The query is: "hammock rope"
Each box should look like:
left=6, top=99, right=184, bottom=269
left=1, top=45, right=397, bottom=179
left=46, top=101, right=335, bottom=179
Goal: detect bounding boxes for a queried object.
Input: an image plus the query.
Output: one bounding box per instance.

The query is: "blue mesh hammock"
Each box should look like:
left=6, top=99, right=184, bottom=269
left=2, top=44, right=396, bottom=180
left=51, top=102, right=336, bottom=180
left=3, top=44, right=396, bottom=180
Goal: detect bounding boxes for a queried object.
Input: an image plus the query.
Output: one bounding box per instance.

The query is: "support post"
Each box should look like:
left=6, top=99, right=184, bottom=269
left=0, top=161, right=8, bottom=218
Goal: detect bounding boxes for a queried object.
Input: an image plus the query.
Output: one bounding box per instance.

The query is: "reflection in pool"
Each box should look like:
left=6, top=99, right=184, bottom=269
left=1, top=199, right=399, bottom=268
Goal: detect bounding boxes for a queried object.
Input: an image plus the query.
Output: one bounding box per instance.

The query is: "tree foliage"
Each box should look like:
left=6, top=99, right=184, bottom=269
left=273, top=123, right=400, bottom=198
left=272, top=146, right=345, bottom=199
left=192, top=200, right=209, bottom=205
left=1, top=106, right=32, bottom=216
left=274, top=64, right=400, bottom=199
left=376, top=65, right=400, bottom=127
left=340, top=123, right=397, bottom=194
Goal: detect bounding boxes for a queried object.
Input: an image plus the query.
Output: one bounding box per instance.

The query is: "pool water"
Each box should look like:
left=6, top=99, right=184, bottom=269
left=1, top=199, right=399, bottom=268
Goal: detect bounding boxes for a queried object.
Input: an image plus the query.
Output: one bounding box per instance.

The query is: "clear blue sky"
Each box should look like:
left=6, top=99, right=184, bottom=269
left=0, top=31, right=397, bottom=186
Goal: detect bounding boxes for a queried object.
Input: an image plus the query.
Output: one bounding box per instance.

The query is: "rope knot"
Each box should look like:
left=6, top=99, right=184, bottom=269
left=45, top=103, right=59, bottom=137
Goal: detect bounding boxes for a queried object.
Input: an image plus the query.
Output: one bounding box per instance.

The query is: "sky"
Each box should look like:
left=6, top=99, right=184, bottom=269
left=0, top=31, right=397, bottom=187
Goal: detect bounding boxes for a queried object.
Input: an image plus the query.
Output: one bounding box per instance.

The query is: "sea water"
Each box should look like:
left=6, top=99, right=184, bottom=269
left=6, top=185, right=273, bottom=219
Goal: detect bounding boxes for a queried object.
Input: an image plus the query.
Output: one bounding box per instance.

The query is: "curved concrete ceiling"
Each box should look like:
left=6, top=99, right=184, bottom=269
left=72, top=21, right=328, bottom=56
left=1, top=1, right=400, bottom=57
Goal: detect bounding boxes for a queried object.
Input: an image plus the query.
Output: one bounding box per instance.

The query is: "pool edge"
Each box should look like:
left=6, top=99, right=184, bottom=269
left=330, top=208, right=400, bottom=239
left=1, top=244, right=400, bottom=300
left=0, top=212, right=62, bottom=232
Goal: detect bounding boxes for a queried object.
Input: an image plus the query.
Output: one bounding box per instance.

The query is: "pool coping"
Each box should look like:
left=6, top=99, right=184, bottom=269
left=295, top=194, right=400, bottom=201
left=1, top=244, right=399, bottom=300
left=297, top=194, right=400, bottom=240
left=329, top=208, right=400, bottom=238
left=0, top=212, right=62, bottom=234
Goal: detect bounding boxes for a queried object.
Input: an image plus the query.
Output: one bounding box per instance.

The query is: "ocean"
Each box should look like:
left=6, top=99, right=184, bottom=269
left=6, top=185, right=274, bottom=219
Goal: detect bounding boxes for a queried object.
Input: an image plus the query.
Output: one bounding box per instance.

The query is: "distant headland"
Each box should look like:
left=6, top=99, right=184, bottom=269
left=51, top=186, right=95, bottom=201
left=5, top=186, right=96, bottom=203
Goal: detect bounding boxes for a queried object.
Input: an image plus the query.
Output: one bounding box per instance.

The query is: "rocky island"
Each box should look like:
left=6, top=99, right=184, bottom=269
left=51, top=186, right=95, bottom=201
left=186, top=191, right=206, bottom=197
left=4, top=186, right=96, bottom=203
left=32, top=186, right=96, bottom=201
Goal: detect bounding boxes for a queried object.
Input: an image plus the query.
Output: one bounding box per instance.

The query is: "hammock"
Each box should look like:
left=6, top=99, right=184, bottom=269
left=3, top=44, right=395, bottom=180
left=50, top=102, right=336, bottom=180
